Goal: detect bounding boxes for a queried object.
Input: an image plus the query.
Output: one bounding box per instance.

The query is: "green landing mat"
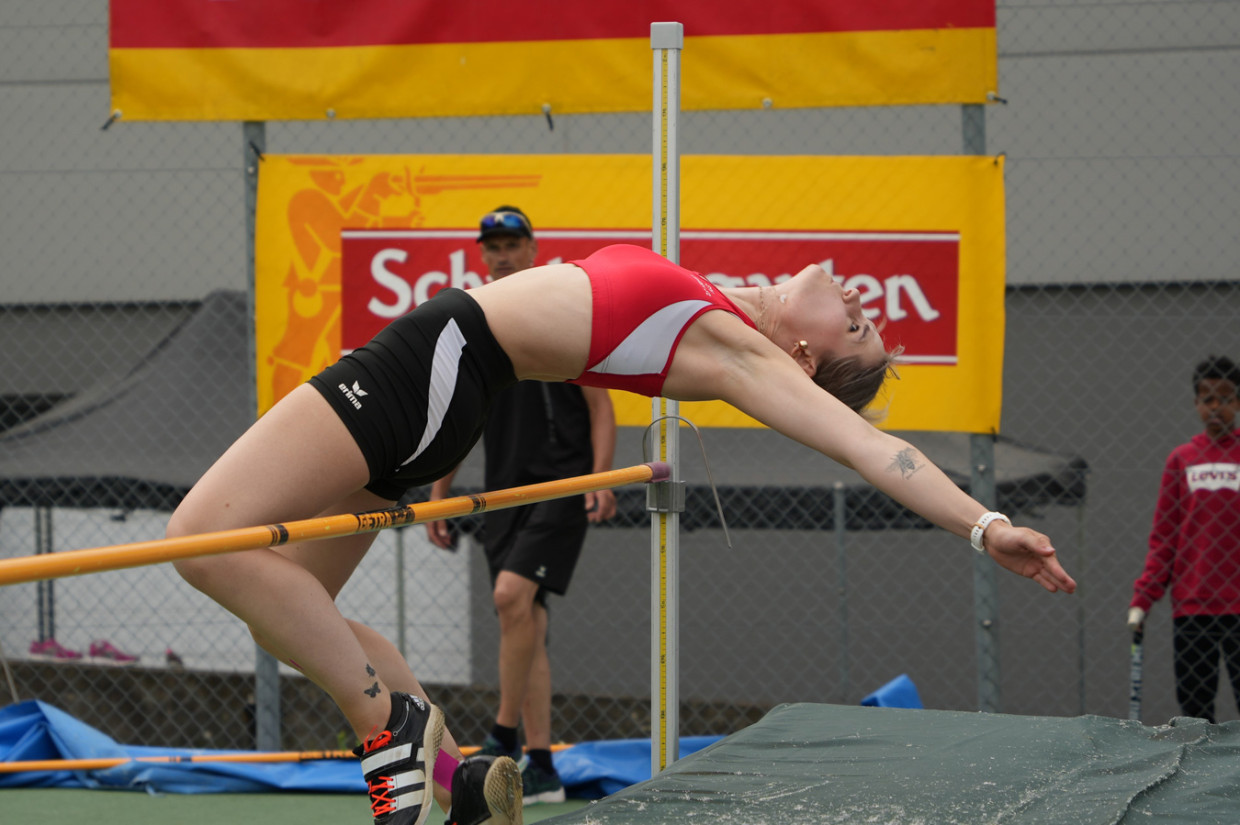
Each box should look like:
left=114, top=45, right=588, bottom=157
left=541, top=702, right=1240, bottom=824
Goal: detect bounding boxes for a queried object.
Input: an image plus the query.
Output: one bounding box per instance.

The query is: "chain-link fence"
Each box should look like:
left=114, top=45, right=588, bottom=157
left=1, top=1, right=1238, bottom=755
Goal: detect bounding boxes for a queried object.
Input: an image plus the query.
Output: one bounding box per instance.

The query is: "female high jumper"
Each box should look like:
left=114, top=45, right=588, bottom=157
left=167, top=244, right=1076, bottom=825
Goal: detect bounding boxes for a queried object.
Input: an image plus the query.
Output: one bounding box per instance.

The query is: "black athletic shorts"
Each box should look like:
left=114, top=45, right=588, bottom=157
left=484, top=496, right=589, bottom=600
left=309, top=288, right=517, bottom=500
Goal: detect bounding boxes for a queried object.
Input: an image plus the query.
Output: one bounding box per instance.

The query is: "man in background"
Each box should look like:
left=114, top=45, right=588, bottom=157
left=427, top=206, right=617, bottom=804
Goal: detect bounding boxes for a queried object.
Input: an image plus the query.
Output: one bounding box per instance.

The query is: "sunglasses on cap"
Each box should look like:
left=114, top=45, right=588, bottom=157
left=477, top=210, right=532, bottom=240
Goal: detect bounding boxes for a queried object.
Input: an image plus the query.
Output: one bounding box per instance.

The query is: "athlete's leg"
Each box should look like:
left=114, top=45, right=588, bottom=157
left=169, top=384, right=397, bottom=737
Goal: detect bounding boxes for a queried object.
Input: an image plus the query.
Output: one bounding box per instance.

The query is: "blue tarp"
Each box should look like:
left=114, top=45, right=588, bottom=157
left=860, top=673, right=923, bottom=709
left=0, top=700, right=721, bottom=797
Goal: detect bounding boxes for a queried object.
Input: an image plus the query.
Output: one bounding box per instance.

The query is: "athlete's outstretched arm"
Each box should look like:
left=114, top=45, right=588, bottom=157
left=682, top=326, right=1076, bottom=594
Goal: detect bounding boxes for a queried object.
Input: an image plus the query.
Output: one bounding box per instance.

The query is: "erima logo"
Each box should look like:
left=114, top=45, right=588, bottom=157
left=338, top=381, right=367, bottom=410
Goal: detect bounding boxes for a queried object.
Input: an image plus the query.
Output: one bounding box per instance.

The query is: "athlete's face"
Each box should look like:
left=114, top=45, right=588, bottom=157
left=480, top=235, right=538, bottom=280
left=790, top=263, right=885, bottom=370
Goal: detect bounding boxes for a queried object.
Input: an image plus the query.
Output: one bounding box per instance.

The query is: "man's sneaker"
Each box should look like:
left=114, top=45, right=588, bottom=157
left=89, top=640, right=139, bottom=665
left=477, top=734, right=521, bottom=760
left=445, top=754, right=523, bottom=825
left=29, top=639, right=82, bottom=661
left=355, top=692, right=444, bottom=825
left=520, top=760, right=565, bottom=806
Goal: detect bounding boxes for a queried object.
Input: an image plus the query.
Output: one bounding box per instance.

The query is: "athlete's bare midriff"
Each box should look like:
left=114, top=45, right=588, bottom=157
left=467, top=263, right=594, bottom=382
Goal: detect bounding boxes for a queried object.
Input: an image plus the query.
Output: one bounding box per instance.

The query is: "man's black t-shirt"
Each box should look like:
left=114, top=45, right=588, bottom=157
left=484, top=381, right=593, bottom=488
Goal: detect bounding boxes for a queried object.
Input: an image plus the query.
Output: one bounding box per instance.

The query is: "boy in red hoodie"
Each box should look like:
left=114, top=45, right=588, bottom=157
left=1129, top=355, right=1240, bottom=722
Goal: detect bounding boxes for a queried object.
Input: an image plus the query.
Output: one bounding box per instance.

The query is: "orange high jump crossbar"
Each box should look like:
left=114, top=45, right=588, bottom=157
left=0, top=744, right=570, bottom=774
left=0, top=462, right=669, bottom=587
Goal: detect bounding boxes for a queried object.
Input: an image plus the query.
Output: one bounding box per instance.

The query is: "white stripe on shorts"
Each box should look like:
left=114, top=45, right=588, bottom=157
left=401, top=318, right=467, bottom=468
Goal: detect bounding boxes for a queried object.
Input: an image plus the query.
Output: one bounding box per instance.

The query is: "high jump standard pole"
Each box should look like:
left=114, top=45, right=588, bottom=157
left=649, top=21, right=684, bottom=775
left=0, top=463, right=669, bottom=588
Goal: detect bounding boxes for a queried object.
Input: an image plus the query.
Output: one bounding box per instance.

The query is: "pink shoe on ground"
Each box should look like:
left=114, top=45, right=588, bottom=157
left=29, top=638, right=83, bottom=660
left=89, top=640, right=140, bottom=665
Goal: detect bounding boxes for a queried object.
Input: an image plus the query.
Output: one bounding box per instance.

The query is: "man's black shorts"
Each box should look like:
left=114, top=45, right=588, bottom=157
left=484, top=496, right=589, bottom=598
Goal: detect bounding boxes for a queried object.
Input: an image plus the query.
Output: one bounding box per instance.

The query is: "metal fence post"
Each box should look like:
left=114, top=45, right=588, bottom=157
left=833, top=482, right=851, bottom=702
left=963, top=103, right=1001, bottom=713
left=244, top=120, right=281, bottom=750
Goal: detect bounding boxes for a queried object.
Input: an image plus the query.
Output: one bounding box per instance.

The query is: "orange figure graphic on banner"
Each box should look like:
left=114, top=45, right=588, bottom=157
left=269, top=159, right=425, bottom=401
left=265, top=161, right=541, bottom=407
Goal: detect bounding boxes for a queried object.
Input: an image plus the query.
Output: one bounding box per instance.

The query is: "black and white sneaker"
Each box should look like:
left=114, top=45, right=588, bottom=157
left=356, top=692, right=445, bottom=825
left=445, top=754, right=523, bottom=825
left=520, top=759, right=566, bottom=806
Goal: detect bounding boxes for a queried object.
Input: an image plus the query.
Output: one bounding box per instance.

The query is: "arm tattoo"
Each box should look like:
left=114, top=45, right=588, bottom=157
left=887, top=447, right=923, bottom=480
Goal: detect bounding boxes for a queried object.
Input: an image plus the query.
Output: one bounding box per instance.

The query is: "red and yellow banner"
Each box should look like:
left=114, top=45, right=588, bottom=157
left=110, top=1, right=997, bottom=121
left=255, top=154, right=1005, bottom=432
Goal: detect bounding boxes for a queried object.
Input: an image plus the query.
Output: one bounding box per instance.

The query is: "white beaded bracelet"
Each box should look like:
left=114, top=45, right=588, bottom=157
left=970, top=512, right=1011, bottom=554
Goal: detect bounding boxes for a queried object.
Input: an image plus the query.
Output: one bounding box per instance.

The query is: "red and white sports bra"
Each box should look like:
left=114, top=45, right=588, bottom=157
left=568, top=245, right=755, bottom=397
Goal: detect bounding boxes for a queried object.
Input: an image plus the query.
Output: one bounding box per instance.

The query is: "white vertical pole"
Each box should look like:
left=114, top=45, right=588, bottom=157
left=649, top=21, right=683, bottom=775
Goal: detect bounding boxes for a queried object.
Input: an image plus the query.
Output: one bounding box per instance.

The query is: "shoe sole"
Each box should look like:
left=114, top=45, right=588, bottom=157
left=415, top=704, right=446, bottom=825
left=483, top=755, right=524, bottom=825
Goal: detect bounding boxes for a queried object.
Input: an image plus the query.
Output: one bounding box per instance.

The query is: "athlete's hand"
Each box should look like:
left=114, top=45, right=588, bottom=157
left=983, top=522, right=1076, bottom=594
left=586, top=489, right=617, bottom=523
left=425, top=518, right=456, bottom=551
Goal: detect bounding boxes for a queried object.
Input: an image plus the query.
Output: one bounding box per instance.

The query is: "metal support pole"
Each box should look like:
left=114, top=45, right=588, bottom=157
left=649, top=20, right=683, bottom=775
left=833, top=483, right=851, bottom=703
left=34, top=507, right=53, bottom=642
left=395, top=527, right=408, bottom=661
left=244, top=120, right=281, bottom=751
left=970, top=436, right=1001, bottom=713
left=963, top=103, right=1001, bottom=713
left=1076, top=494, right=1088, bottom=715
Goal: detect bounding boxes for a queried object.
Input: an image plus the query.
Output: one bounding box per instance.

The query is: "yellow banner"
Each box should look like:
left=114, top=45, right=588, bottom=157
left=256, top=154, right=1004, bottom=432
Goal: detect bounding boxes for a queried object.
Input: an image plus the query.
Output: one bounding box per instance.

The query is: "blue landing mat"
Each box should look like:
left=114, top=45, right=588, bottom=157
left=0, top=700, right=719, bottom=797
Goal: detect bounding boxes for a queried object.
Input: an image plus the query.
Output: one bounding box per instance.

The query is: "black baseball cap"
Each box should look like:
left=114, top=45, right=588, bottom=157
left=477, top=205, right=534, bottom=242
